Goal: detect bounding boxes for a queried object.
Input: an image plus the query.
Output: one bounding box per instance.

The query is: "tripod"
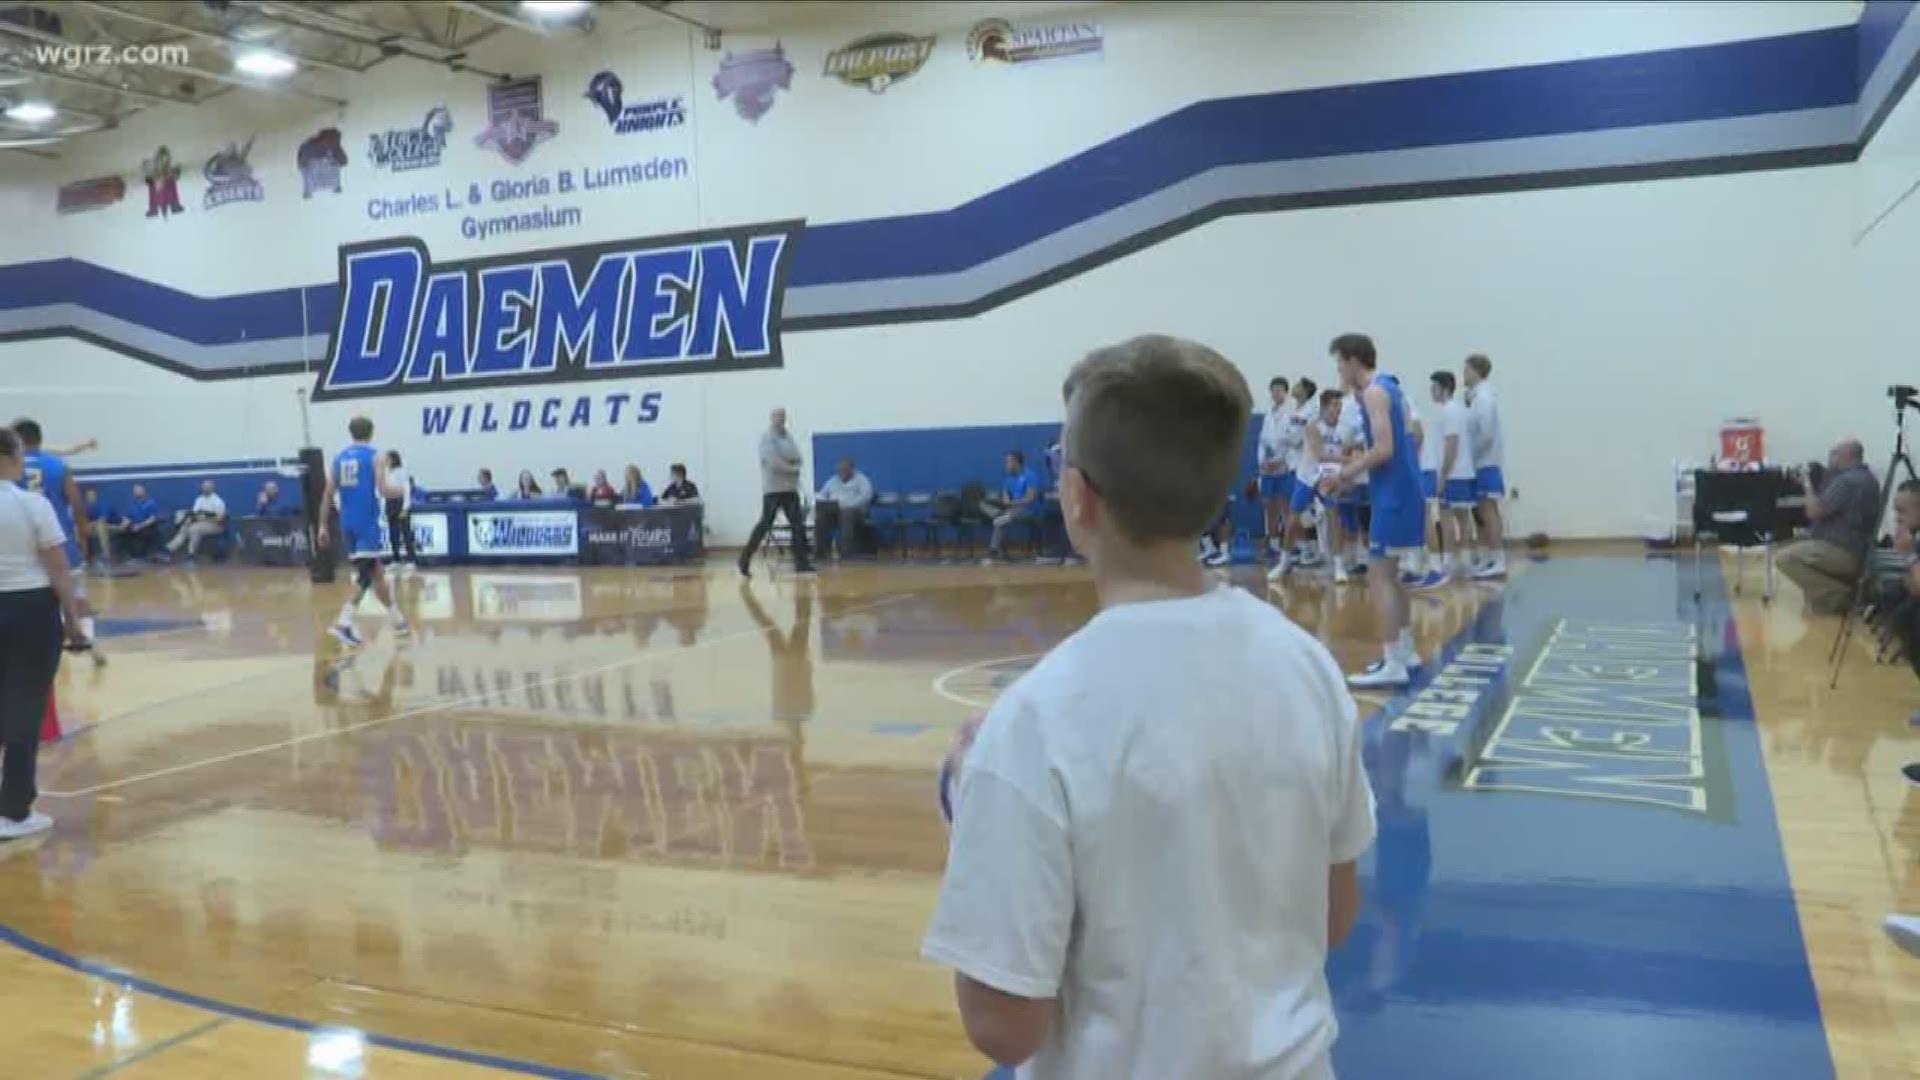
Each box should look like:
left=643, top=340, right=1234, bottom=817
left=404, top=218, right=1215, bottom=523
left=1827, top=400, right=1920, bottom=688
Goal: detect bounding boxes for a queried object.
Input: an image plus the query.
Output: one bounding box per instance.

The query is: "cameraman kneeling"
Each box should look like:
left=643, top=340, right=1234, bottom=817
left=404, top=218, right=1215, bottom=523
left=1779, top=439, right=1878, bottom=615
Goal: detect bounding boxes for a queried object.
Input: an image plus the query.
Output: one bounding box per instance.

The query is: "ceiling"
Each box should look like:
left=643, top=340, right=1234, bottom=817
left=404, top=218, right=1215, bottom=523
left=0, top=1, right=1113, bottom=157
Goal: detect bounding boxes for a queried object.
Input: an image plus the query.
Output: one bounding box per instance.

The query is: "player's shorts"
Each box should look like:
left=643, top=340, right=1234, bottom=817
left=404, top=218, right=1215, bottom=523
left=1259, top=473, right=1294, bottom=501
left=1421, top=470, right=1438, bottom=501
left=1475, top=466, right=1506, bottom=499
left=1443, top=478, right=1478, bottom=508
left=1368, top=496, right=1426, bottom=557
left=343, top=523, right=387, bottom=564
left=1290, top=479, right=1320, bottom=515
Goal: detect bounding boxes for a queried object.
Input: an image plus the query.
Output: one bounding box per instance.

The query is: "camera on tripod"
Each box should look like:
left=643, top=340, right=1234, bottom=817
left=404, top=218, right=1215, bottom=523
left=1891, top=385, right=1919, bottom=408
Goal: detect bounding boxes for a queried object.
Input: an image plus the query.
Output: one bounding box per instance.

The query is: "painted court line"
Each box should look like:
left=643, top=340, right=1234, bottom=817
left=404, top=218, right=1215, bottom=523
left=43, top=590, right=917, bottom=799
left=75, top=1016, right=230, bottom=1080
left=931, top=652, right=1044, bottom=712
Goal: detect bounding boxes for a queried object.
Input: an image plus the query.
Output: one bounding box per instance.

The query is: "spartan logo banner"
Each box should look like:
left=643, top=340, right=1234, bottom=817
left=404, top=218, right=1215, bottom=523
left=314, top=220, right=803, bottom=402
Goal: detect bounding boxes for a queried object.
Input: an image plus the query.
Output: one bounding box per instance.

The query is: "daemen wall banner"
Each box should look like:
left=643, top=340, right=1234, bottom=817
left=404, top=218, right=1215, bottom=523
left=315, top=220, right=802, bottom=402
left=466, top=510, right=579, bottom=557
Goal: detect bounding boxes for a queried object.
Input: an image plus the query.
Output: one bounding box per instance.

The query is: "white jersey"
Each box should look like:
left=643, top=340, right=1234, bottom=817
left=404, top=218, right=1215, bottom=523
left=1336, top=395, right=1367, bottom=487
left=1295, top=418, right=1339, bottom=485
left=923, top=585, right=1376, bottom=1080
left=1257, top=402, right=1292, bottom=471
left=1439, top=398, right=1477, bottom=480
left=1413, top=400, right=1438, bottom=473
left=1467, top=381, right=1503, bottom=468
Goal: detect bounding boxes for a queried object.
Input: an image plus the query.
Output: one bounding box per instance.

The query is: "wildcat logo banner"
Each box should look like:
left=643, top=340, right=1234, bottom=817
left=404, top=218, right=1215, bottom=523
left=315, top=220, right=803, bottom=402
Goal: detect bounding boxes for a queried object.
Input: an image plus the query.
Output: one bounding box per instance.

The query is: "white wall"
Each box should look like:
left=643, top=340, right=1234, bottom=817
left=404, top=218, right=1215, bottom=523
left=1855, top=60, right=1920, bottom=484
left=0, top=0, right=1871, bottom=540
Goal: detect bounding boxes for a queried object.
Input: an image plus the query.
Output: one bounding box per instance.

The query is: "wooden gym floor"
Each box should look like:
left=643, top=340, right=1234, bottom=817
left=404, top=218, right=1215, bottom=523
left=0, top=553, right=1914, bottom=1079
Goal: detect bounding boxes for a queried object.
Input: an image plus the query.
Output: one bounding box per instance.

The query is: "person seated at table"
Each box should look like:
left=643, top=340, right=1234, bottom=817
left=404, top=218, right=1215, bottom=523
left=551, top=468, right=584, bottom=501
left=166, top=479, right=228, bottom=562
left=82, top=487, right=123, bottom=565
left=253, top=480, right=291, bottom=517
left=123, top=483, right=161, bottom=560
left=816, top=457, right=874, bottom=558
left=660, top=463, right=701, bottom=506
left=514, top=471, right=543, bottom=500
left=621, top=465, right=656, bottom=508
left=476, top=468, right=499, bottom=501
left=588, top=470, right=620, bottom=507
left=1780, top=438, right=1879, bottom=615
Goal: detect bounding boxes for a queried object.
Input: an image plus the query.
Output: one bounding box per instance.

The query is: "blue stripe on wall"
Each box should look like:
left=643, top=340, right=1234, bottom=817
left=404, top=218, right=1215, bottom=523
left=0, top=10, right=1911, bottom=359
left=788, top=27, right=1857, bottom=287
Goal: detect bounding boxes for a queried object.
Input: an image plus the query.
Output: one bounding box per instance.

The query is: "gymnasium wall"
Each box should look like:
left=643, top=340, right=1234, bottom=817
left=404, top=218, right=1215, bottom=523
left=0, top=0, right=1910, bottom=540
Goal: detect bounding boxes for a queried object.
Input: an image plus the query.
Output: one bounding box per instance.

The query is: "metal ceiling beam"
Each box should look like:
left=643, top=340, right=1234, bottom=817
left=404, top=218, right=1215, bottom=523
left=240, top=1, right=465, bottom=59
left=233, top=1, right=510, bottom=79
left=446, top=1, right=592, bottom=37
left=0, top=57, right=193, bottom=107
left=67, top=1, right=372, bottom=77
left=626, top=0, right=721, bottom=45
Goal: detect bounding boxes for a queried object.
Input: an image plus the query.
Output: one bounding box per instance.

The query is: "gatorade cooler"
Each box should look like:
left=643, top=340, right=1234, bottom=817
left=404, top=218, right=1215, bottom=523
left=1719, top=419, right=1765, bottom=468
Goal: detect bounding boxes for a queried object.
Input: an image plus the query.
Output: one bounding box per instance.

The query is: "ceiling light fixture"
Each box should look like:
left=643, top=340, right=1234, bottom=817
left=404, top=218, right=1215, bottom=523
left=520, top=0, right=591, bottom=17
left=4, top=101, right=57, bottom=124
left=234, top=49, right=297, bottom=78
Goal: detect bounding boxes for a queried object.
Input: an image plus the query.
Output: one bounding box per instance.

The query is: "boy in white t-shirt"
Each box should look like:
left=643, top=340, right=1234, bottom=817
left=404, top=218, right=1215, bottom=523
left=1462, top=353, right=1506, bottom=578
left=1429, top=370, right=1480, bottom=577
left=923, top=335, right=1376, bottom=1079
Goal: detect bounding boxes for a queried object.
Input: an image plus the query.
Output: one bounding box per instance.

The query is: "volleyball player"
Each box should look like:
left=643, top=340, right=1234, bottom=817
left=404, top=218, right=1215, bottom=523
left=1463, top=354, right=1507, bottom=578
left=13, top=420, right=95, bottom=650
left=1268, top=389, right=1343, bottom=581
left=1257, top=377, right=1293, bottom=557
left=1430, top=371, right=1480, bottom=577
left=317, top=417, right=410, bottom=648
left=1325, top=334, right=1425, bottom=688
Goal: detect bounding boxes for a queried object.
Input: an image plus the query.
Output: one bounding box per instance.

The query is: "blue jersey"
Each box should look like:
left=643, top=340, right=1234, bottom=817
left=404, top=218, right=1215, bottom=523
left=332, top=443, right=383, bottom=535
left=1358, top=375, right=1425, bottom=512
left=21, top=448, right=80, bottom=565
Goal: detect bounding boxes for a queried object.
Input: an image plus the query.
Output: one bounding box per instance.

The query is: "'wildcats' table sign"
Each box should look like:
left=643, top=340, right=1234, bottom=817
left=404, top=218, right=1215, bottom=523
left=314, top=220, right=803, bottom=402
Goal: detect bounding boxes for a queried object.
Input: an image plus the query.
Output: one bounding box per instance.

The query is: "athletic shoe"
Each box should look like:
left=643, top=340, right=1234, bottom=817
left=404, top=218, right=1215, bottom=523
left=1471, top=561, right=1508, bottom=580
left=1333, top=565, right=1351, bottom=586
left=1411, top=570, right=1449, bottom=591
left=329, top=623, right=365, bottom=649
left=392, top=619, right=413, bottom=639
left=1203, top=548, right=1231, bottom=568
left=1348, top=658, right=1411, bottom=689
left=1266, top=558, right=1292, bottom=582
left=0, top=812, right=53, bottom=841
left=736, top=557, right=751, bottom=580
left=1886, top=913, right=1920, bottom=957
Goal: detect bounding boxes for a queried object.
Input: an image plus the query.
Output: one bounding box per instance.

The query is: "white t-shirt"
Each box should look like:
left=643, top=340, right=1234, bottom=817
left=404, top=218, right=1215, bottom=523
left=922, top=585, right=1377, bottom=1080
left=388, top=467, right=412, bottom=510
left=1412, top=399, right=1437, bottom=473
left=192, top=493, right=227, bottom=520
left=1438, top=398, right=1477, bottom=481
left=1336, top=395, right=1367, bottom=488
left=1467, top=381, right=1502, bottom=468
left=1295, top=417, right=1338, bottom=485
left=1257, top=402, right=1292, bottom=472
left=0, top=482, right=66, bottom=591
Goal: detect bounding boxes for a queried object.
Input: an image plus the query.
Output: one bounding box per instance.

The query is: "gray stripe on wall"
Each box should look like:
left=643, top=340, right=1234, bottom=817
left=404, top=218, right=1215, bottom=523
left=0, top=304, right=327, bottom=371
left=782, top=103, right=1856, bottom=322
left=1861, top=10, right=1920, bottom=132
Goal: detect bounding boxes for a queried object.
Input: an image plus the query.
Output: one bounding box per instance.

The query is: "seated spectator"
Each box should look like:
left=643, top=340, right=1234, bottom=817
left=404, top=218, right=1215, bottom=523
left=659, top=463, right=701, bottom=506
left=982, top=449, right=1041, bottom=561
left=82, top=487, right=123, bottom=564
left=589, top=469, right=620, bottom=507
left=123, top=483, right=161, bottom=560
left=1779, top=438, right=1879, bottom=615
left=622, top=465, right=656, bottom=508
left=476, top=468, right=499, bottom=501
left=816, top=457, right=874, bottom=558
left=166, top=480, right=228, bottom=562
left=514, top=470, right=543, bottom=499
left=253, top=480, right=291, bottom=516
left=551, top=468, right=585, bottom=501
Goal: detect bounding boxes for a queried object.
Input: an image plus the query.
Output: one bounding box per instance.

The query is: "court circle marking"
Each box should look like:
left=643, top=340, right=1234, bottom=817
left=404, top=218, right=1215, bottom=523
left=931, top=652, right=1044, bottom=711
